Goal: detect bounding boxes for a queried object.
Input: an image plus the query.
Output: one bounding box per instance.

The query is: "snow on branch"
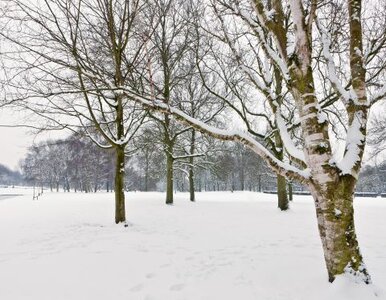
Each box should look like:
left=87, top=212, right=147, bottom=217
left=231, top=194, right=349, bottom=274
left=275, top=110, right=305, bottom=163
left=173, top=167, right=190, bottom=177
left=172, top=153, right=205, bottom=160
left=231, top=3, right=290, bottom=81
left=289, top=0, right=310, bottom=71
left=317, top=20, right=356, bottom=104
left=122, top=89, right=311, bottom=184
left=336, top=110, right=366, bottom=177
left=370, top=83, right=386, bottom=104
left=212, top=8, right=272, bottom=95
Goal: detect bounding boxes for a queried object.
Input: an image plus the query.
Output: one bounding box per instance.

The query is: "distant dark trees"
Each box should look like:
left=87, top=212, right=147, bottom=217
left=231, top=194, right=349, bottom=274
left=21, top=137, right=114, bottom=193
left=357, top=163, right=386, bottom=194
left=0, top=164, right=22, bottom=186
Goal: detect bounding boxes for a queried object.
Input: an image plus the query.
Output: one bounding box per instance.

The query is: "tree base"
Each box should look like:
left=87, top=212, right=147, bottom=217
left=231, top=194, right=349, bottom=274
left=329, top=264, right=371, bottom=284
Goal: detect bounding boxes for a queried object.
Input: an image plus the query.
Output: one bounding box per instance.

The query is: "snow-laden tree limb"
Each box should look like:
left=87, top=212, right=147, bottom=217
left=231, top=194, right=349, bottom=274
left=336, top=110, right=366, bottom=178
left=122, top=89, right=311, bottom=184
left=317, top=20, right=354, bottom=104
left=172, top=153, right=205, bottom=160
left=226, top=1, right=290, bottom=80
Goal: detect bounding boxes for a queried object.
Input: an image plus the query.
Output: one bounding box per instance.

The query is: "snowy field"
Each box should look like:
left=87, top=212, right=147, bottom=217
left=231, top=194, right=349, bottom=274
left=0, top=188, right=385, bottom=300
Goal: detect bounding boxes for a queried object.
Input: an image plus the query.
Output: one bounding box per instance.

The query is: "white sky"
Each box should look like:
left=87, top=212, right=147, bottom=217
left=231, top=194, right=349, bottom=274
left=0, top=107, right=36, bottom=170
left=0, top=107, right=67, bottom=171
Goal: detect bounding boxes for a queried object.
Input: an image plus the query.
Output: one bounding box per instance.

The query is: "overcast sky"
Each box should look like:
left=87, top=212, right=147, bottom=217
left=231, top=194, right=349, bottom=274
left=0, top=107, right=66, bottom=171
left=0, top=108, right=30, bottom=170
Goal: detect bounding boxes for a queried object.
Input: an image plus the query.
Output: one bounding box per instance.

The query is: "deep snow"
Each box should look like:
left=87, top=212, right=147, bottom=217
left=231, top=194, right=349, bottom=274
left=0, top=188, right=385, bottom=300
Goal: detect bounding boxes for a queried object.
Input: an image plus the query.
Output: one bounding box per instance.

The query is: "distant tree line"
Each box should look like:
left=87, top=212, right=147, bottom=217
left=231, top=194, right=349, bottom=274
left=20, top=136, right=114, bottom=193
left=19, top=132, right=280, bottom=195
left=18, top=135, right=386, bottom=196
left=356, top=163, right=386, bottom=194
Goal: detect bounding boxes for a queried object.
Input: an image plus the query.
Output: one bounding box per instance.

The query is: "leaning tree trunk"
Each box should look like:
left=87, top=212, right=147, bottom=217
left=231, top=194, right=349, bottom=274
left=114, top=145, right=126, bottom=224
left=311, top=177, right=370, bottom=283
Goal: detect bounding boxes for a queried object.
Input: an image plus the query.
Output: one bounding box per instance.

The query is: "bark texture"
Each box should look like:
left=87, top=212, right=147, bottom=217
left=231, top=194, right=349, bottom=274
left=274, top=130, right=289, bottom=210
left=311, top=177, right=370, bottom=283
left=189, top=130, right=196, bottom=202
left=189, top=163, right=195, bottom=202
left=288, top=182, right=293, bottom=201
left=277, top=175, right=288, bottom=210
left=114, top=146, right=126, bottom=224
left=165, top=139, right=174, bottom=205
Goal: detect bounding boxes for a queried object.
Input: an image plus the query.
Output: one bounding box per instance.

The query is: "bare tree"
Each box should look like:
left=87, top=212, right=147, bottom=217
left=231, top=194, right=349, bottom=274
left=1, top=0, right=149, bottom=223
left=144, top=0, right=222, bottom=204
left=172, top=62, right=224, bottom=202
left=193, top=1, right=297, bottom=210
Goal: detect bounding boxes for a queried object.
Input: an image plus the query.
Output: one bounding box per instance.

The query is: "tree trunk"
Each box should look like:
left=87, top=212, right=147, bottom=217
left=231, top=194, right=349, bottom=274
left=144, top=171, right=149, bottom=192
left=311, top=178, right=370, bottom=283
left=165, top=148, right=174, bottom=205
left=114, top=146, right=126, bottom=223
left=189, top=130, right=196, bottom=202
left=273, top=125, right=289, bottom=210
left=277, top=174, right=288, bottom=210
left=288, top=182, right=293, bottom=201
left=144, top=149, right=149, bottom=192
left=189, top=167, right=195, bottom=202
left=240, top=153, right=245, bottom=191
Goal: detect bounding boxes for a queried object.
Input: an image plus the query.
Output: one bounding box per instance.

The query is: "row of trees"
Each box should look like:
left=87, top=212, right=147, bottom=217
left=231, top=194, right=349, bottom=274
left=20, top=133, right=277, bottom=195
left=20, top=134, right=386, bottom=195
left=1, top=0, right=386, bottom=283
left=21, top=137, right=115, bottom=193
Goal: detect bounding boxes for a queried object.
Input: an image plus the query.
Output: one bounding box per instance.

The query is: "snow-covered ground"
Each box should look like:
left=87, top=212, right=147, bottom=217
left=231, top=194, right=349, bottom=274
left=0, top=188, right=385, bottom=300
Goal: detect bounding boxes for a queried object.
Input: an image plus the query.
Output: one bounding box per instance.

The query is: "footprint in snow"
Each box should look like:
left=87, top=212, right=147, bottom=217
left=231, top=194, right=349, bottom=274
left=145, top=273, right=155, bottom=279
left=130, top=283, right=144, bottom=292
left=169, top=283, right=185, bottom=291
